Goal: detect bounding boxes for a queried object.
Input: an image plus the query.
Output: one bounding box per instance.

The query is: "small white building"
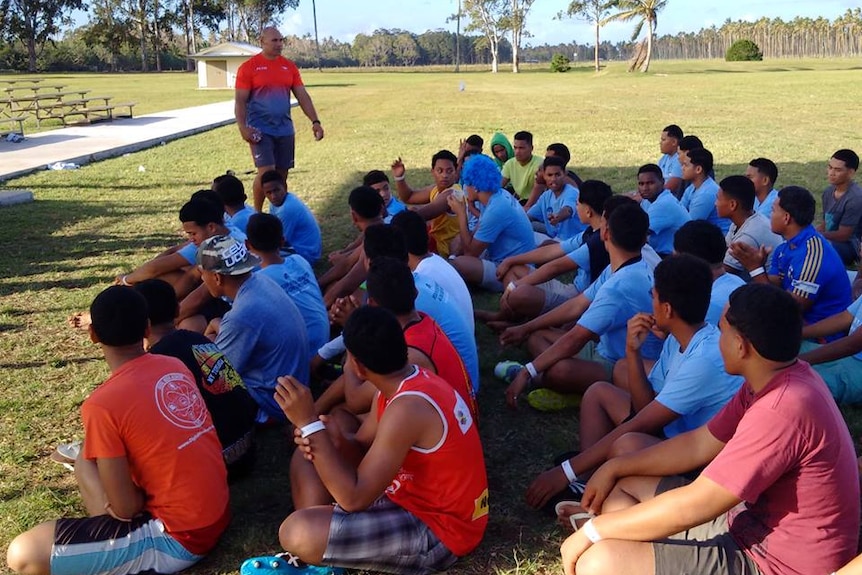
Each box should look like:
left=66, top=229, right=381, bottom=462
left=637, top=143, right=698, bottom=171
left=191, top=42, right=260, bottom=89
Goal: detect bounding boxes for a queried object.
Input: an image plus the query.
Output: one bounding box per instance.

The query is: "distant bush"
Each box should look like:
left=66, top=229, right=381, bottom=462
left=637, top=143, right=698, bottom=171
left=550, top=53, right=571, bottom=72
left=726, top=39, right=763, bottom=61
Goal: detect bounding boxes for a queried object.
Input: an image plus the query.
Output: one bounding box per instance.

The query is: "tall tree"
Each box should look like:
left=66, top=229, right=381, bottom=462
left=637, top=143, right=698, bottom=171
left=506, top=0, right=535, bottom=72
left=461, top=0, right=507, bottom=72
left=563, top=0, right=615, bottom=71
left=608, top=0, right=667, bottom=72
left=4, top=0, right=84, bottom=71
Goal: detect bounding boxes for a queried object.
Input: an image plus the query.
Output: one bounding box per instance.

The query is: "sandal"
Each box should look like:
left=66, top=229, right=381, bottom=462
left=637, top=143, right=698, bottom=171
left=240, top=554, right=343, bottom=575
left=554, top=500, right=595, bottom=531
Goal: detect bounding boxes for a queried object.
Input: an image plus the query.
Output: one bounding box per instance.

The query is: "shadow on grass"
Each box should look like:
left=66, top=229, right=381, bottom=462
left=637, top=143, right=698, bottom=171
left=0, top=355, right=101, bottom=369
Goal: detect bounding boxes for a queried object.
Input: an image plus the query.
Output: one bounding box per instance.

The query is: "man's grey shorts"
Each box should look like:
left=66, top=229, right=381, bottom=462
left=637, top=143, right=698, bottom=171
left=251, top=133, right=295, bottom=170
left=652, top=476, right=760, bottom=575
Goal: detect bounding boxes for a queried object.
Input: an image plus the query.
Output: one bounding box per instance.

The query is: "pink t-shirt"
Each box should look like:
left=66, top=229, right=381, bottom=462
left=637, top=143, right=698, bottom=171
left=704, top=361, right=859, bottom=575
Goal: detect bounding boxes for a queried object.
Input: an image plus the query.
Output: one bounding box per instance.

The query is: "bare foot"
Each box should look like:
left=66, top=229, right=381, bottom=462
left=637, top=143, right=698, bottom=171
left=67, top=311, right=91, bottom=331
left=474, top=309, right=503, bottom=323
left=486, top=319, right=515, bottom=333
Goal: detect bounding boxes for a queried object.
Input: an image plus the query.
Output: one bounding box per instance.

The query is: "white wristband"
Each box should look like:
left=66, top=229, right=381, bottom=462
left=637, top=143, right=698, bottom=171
left=749, top=266, right=766, bottom=278
left=582, top=518, right=602, bottom=543
left=561, top=459, right=578, bottom=483
left=394, top=175, right=406, bottom=182
left=120, top=275, right=130, bottom=286
left=524, top=362, right=539, bottom=379
left=299, top=419, right=326, bottom=439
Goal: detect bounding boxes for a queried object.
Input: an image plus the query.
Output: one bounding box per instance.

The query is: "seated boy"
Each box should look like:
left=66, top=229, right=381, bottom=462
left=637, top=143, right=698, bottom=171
left=363, top=169, right=406, bottom=223
left=391, top=150, right=461, bottom=257
left=559, top=284, right=859, bottom=575
left=746, top=157, right=779, bottom=218
left=524, top=143, right=584, bottom=209
left=680, top=147, right=729, bottom=233
left=525, top=255, right=742, bottom=509
left=526, top=156, right=584, bottom=243
left=658, top=124, right=684, bottom=195
left=134, top=279, right=257, bottom=477
left=448, top=154, right=535, bottom=292
left=276, top=306, right=488, bottom=575
left=260, top=169, right=322, bottom=265
left=7, top=286, right=229, bottom=575
left=636, top=163, right=690, bottom=257
left=501, top=130, right=543, bottom=201
left=213, top=172, right=254, bottom=233
left=246, top=212, right=329, bottom=357
left=820, top=148, right=862, bottom=265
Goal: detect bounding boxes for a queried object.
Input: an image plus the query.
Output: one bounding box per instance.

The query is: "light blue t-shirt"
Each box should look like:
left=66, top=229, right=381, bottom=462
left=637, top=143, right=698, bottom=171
left=754, top=189, right=779, bottom=220
left=474, top=191, right=536, bottom=264
left=846, top=295, right=862, bottom=361
left=579, top=258, right=663, bottom=363
left=225, top=204, right=255, bottom=233
left=681, top=177, right=730, bottom=234
left=526, top=184, right=584, bottom=241
left=271, top=193, right=322, bottom=265
left=706, top=273, right=746, bottom=325
left=650, top=324, right=744, bottom=438
left=565, top=242, right=594, bottom=293
left=215, top=273, right=309, bottom=421
left=413, top=271, right=480, bottom=392
left=383, top=196, right=407, bottom=224
left=658, top=153, right=683, bottom=180
left=178, top=227, right=248, bottom=265
left=644, top=190, right=691, bottom=255
left=257, top=255, right=329, bottom=358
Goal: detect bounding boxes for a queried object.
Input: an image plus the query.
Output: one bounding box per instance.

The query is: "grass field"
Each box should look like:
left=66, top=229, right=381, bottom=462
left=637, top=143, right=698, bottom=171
left=1, top=58, right=862, bottom=575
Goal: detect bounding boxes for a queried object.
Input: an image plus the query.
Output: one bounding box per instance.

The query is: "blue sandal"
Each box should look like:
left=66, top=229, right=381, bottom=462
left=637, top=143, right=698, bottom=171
left=240, top=553, right=344, bottom=575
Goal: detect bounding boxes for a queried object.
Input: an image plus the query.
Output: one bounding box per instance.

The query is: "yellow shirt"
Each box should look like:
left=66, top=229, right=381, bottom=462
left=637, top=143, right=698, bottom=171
left=429, top=184, right=462, bottom=259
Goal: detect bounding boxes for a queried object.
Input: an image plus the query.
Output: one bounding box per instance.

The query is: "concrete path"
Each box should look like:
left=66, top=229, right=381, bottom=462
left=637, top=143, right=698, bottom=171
left=0, top=99, right=235, bottom=182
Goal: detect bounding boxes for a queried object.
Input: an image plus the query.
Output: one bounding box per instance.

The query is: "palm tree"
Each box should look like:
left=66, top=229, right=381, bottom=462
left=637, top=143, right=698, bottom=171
left=608, top=0, right=668, bottom=72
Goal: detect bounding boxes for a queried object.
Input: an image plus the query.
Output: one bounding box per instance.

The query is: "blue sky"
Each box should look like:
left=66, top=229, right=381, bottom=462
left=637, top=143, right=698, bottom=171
left=281, top=0, right=859, bottom=46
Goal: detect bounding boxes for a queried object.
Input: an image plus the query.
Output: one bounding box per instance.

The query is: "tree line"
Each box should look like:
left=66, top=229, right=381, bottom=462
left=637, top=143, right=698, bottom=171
left=0, top=0, right=860, bottom=73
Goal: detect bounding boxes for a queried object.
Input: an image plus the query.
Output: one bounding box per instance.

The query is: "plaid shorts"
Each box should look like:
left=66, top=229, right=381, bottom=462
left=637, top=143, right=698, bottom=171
left=323, top=496, right=457, bottom=575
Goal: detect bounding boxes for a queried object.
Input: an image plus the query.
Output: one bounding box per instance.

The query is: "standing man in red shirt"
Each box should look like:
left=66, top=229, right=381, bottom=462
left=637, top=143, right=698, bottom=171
left=235, top=26, right=324, bottom=212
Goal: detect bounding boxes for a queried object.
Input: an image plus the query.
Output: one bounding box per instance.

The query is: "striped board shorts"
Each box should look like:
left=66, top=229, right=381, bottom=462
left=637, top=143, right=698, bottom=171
left=51, top=512, right=202, bottom=575
left=322, top=496, right=457, bottom=575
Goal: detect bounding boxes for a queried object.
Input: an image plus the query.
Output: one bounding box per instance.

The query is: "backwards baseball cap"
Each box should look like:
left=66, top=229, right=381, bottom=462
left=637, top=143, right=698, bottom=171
left=197, top=234, right=260, bottom=275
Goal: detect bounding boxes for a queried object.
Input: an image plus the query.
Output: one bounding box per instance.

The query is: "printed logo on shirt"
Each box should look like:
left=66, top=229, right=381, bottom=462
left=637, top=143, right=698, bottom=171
left=453, top=392, right=473, bottom=434
left=791, top=278, right=821, bottom=295
left=154, top=372, right=209, bottom=430
left=385, top=470, right=415, bottom=495
left=472, top=488, right=489, bottom=521
left=192, top=343, right=246, bottom=395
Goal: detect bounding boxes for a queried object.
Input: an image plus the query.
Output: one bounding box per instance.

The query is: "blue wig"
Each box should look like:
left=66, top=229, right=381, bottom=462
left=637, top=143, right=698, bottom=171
left=461, top=154, right=503, bottom=194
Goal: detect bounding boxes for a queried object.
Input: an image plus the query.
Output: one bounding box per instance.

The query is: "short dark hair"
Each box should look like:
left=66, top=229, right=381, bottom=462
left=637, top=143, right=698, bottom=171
left=246, top=213, right=283, bottom=252
left=431, top=149, right=458, bottom=168
left=578, top=180, right=613, bottom=213
left=367, top=257, right=416, bottom=315
left=513, top=131, right=533, bottom=146
left=179, top=199, right=224, bottom=226
left=602, top=194, right=634, bottom=220
left=687, top=147, right=714, bottom=176
left=260, top=169, right=285, bottom=187
left=663, top=124, right=683, bottom=141
left=653, top=254, right=712, bottom=324
left=134, top=279, right=178, bottom=326
left=542, top=155, right=567, bottom=171
left=777, top=186, right=815, bottom=227
left=190, top=189, right=225, bottom=211
left=678, top=135, right=704, bottom=153
left=748, top=158, right=778, bottom=185
left=343, top=306, right=408, bottom=375
left=212, top=174, right=246, bottom=207
left=833, top=149, right=860, bottom=171
left=673, top=220, right=727, bottom=265
left=546, top=143, right=571, bottom=165
left=607, top=202, right=648, bottom=252
left=725, top=283, right=801, bottom=362
left=90, top=286, right=148, bottom=346
left=362, top=169, right=389, bottom=187
left=465, top=134, right=484, bottom=148
left=390, top=210, right=428, bottom=256
left=637, top=163, right=664, bottom=180
left=719, top=175, right=756, bottom=212
left=363, top=223, right=408, bottom=263
left=348, top=185, right=385, bottom=220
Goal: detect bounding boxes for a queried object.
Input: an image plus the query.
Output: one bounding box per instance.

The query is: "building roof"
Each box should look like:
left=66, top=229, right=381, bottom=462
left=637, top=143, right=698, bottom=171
left=191, top=42, right=261, bottom=59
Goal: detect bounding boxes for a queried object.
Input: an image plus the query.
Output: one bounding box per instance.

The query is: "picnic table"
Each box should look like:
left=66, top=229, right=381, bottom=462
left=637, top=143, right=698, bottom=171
left=1, top=84, right=66, bottom=96
left=0, top=78, right=43, bottom=86
left=0, top=90, right=89, bottom=125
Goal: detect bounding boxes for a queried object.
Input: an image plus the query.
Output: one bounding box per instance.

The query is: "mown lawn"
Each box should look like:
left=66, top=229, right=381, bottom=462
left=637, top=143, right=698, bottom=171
left=1, top=58, right=861, bottom=575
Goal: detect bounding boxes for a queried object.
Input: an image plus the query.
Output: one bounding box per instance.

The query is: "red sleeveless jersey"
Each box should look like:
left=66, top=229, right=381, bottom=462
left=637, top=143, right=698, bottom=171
left=404, top=312, right=477, bottom=418
left=377, top=368, right=489, bottom=556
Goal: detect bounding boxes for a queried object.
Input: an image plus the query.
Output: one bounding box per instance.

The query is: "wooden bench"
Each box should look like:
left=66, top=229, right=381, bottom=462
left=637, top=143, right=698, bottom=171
left=112, top=102, right=136, bottom=118
left=0, top=115, right=26, bottom=137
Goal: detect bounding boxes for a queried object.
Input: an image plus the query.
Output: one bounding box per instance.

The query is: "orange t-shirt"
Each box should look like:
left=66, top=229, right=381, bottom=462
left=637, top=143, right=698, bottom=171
left=82, top=354, right=229, bottom=554
left=235, top=53, right=304, bottom=136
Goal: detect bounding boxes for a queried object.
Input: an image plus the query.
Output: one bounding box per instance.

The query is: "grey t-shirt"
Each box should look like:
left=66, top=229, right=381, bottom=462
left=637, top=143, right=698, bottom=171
left=822, top=181, right=862, bottom=249
left=724, top=213, right=783, bottom=279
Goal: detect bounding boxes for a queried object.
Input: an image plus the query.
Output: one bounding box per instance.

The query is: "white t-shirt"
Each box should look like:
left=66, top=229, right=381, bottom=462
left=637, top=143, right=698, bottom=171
left=415, top=254, right=475, bottom=335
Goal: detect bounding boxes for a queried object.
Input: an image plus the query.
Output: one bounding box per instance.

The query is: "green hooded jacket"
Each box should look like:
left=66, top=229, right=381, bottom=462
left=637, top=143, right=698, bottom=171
left=489, top=132, right=514, bottom=169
